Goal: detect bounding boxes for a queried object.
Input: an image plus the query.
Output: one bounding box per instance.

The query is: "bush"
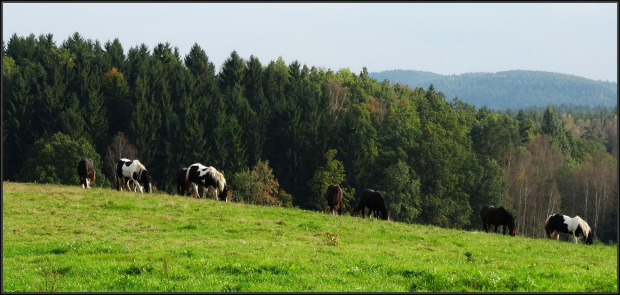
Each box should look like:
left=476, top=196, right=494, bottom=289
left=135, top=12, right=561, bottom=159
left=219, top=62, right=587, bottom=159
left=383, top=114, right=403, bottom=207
left=231, top=160, right=281, bottom=206
left=18, top=132, right=103, bottom=187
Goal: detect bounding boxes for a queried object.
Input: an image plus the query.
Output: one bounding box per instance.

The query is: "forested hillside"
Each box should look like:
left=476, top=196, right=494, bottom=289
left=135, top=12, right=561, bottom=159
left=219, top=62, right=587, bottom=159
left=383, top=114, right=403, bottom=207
left=3, top=32, right=617, bottom=242
left=369, top=70, right=618, bottom=109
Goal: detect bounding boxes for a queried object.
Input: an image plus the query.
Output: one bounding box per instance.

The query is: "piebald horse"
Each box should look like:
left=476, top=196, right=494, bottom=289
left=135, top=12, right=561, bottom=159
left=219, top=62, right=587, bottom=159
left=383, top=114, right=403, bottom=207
left=185, top=163, right=231, bottom=201
left=115, top=158, right=153, bottom=193
left=544, top=214, right=593, bottom=245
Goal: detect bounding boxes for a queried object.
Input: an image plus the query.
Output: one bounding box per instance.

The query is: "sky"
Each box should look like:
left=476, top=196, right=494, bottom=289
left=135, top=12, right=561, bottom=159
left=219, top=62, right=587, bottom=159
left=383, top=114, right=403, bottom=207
left=2, top=2, right=618, bottom=82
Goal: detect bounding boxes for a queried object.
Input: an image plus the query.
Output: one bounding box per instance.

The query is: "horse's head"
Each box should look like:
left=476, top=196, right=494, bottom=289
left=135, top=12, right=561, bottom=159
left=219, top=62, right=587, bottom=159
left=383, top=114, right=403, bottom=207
left=510, top=227, right=518, bottom=236
left=140, top=170, right=153, bottom=193
left=219, top=186, right=233, bottom=202
left=585, top=230, right=594, bottom=245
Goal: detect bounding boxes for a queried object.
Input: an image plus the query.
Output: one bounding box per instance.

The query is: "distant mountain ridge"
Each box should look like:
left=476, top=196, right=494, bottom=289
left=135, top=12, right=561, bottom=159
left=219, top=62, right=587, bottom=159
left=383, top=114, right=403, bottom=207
left=368, top=70, right=617, bottom=110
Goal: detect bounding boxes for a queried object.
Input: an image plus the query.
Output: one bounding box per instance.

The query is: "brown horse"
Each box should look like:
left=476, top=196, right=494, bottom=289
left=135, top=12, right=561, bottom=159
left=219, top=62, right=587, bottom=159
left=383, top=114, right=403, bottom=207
left=350, top=189, right=390, bottom=220
left=326, top=184, right=343, bottom=215
left=480, top=205, right=517, bottom=236
left=77, top=158, right=96, bottom=189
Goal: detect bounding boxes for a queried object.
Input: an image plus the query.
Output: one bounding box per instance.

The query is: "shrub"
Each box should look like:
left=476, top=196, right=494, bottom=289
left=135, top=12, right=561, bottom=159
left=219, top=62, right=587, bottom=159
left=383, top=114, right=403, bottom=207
left=18, top=132, right=103, bottom=187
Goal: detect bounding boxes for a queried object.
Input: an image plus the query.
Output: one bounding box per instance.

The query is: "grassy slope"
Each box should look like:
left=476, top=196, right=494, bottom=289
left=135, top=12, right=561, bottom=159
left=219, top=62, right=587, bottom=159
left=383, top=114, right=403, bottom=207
left=2, top=182, right=617, bottom=292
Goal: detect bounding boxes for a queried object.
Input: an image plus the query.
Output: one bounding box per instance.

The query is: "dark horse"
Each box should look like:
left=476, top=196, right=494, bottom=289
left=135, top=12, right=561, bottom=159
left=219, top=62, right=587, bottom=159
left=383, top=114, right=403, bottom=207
left=325, top=184, right=343, bottom=215
left=77, top=158, right=96, bottom=189
left=545, top=214, right=593, bottom=245
left=480, top=205, right=517, bottom=236
left=350, top=189, right=390, bottom=220
left=176, top=168, right=193, bottom=196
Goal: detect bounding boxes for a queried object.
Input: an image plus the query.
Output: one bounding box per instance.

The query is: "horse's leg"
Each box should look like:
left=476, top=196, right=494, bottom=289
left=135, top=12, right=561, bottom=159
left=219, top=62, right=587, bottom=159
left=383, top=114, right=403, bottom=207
left=86, top=178, right=90, bottom=189
left=192, top=184, right=198, bottom=198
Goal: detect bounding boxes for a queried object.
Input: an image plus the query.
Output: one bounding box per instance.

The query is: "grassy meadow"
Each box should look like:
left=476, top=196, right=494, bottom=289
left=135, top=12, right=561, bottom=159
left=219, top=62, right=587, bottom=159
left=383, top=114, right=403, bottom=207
left=2, top=182, right=617, bottom=292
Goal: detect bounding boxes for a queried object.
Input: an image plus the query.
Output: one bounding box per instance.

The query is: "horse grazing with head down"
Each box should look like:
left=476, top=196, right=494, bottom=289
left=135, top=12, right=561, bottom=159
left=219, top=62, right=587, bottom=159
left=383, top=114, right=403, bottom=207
left=350, top=189, right=390, bottom=220
left=176, top=168, right=193, bottom=196
left=545, top=214, right=593, bottom=245
left=325, top=184, right=343, bottom=215
left=115, top=158, right=153, bottom=193
left=186, top=163, right=231, bottom=201
left=77, top=158, right=96, bottom=189
left=480, top=205, right=517, bottom=236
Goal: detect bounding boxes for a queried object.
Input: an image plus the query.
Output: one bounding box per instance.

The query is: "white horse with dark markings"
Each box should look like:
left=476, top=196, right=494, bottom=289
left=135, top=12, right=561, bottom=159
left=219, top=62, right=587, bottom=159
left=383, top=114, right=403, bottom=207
left=185, top=163, right=231, bottom=201
left=115, top=158, right=153, bottom=193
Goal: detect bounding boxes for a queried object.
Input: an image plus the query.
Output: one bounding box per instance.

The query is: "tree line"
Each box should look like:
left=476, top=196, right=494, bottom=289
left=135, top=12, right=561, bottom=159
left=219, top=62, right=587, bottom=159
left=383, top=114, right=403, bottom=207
left=3, top=32, right=617, bottom=243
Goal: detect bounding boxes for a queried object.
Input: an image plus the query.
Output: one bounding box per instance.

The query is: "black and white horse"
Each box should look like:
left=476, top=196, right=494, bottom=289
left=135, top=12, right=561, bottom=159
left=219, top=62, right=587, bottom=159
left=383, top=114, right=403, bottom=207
left=186, top=163, right=231, bottom=201
left=545, top=214, right=593, bottom=245
left=115, top=158, right=152, bottom=193
left=350, top=189, right=390, bottom=220
left=77, top=158, right=96, bottom=189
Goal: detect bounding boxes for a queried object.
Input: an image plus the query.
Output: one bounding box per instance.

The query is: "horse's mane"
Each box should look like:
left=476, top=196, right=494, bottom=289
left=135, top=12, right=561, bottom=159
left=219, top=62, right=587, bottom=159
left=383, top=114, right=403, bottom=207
left=206, top=167, right=226, bottom=192
left=574, top=216, right=591, bottom=236
left=134, top=160, right=146, bottom=171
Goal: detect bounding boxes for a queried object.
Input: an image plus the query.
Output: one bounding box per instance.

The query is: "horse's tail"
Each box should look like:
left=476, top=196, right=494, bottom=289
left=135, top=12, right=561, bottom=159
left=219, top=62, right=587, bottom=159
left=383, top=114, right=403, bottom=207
left=544, top=214, right=554, bottom=238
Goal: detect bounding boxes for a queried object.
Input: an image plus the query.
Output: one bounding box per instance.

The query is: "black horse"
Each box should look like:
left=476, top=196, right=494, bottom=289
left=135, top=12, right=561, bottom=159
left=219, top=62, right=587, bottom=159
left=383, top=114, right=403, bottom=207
left=350, top=189, right=390, bottom=220
left=326, top=184, right=343, bottom=215
left=176, top=168, right=192, bottom=196
left=480, top=205, right=517, bottom=236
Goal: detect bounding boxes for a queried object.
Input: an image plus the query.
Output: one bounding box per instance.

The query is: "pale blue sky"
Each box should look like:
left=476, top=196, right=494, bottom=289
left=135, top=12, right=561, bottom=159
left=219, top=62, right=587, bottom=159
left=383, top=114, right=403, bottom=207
left=2, top=2, right=618, bottom=82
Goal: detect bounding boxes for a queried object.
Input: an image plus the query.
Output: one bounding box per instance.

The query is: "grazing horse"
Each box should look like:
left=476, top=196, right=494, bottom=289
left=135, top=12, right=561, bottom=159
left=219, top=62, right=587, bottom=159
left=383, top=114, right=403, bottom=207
left=545, top=214, right=593, bottom=245
left=115, top=158, right=153, bottom=193
left=480, top=205, right=517, bottom=236
left=325, top=184, right=343, bottom=215
left=77, top=158, right=96, bottom=189
left=186, top=163, right=231, bottom=201
left=350, top=189, right=390, bottom=220
left=176, top=168, right=193, bottom=196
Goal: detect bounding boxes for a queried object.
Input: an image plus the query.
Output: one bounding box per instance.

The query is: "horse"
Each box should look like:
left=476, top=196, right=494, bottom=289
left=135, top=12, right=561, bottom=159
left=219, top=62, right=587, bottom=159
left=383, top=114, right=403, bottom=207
left=176, top=168, right=193, bottom=196
left=325, top=184, right=343, bottom=215
left=544, top=214, right=593, bottom=245
left=480, top=205, right=517, bottom=236
left=115, top=158, right=152, bottom=193
left=186, top=163, right=231, bottom=201
left=350, top=189, right=390, bottom=220
left=77, top=158, right=96, bottom=189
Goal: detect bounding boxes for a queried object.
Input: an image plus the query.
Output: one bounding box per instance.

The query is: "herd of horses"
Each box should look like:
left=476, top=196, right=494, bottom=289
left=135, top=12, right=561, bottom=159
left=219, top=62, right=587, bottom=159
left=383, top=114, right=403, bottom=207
left=479, top=204, right=593, bottom=245
left=77, top=158, right=594, bottom=245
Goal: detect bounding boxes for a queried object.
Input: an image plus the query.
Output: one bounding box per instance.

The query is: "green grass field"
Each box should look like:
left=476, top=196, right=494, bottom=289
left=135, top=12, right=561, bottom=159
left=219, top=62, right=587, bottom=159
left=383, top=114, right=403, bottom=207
left=2, top=182, right=617, bottom=292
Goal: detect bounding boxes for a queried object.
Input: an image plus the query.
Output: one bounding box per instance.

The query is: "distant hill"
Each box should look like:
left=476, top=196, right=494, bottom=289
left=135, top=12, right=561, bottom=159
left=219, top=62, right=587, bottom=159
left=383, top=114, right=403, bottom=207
left=368, top=70, right=618, bottom=110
